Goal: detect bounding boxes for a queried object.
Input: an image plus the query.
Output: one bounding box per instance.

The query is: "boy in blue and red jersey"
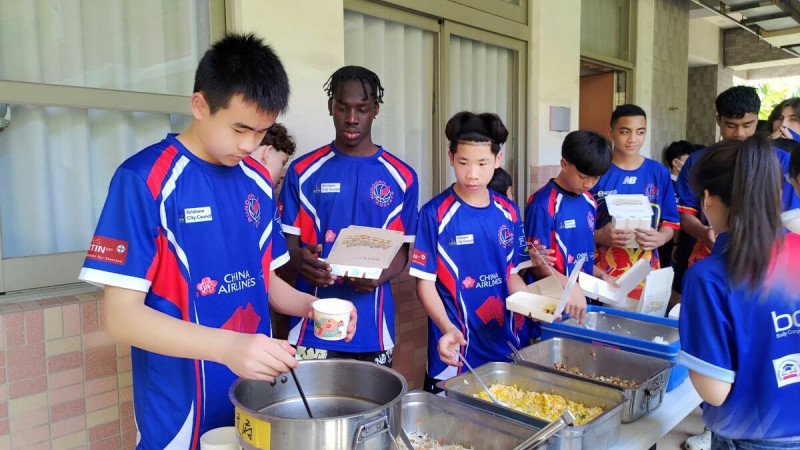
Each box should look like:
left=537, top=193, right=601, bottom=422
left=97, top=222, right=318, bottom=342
left=79, top=35, right=355, bottom=449
left=279, top=66, right=419, bottom=367
left=525, top=130, right=614, bottom=286
left=673, top=87, right=800, bottom=306
left=410, top=112, right=530, bottom=393
left=590, top=104, right=680, bottom=301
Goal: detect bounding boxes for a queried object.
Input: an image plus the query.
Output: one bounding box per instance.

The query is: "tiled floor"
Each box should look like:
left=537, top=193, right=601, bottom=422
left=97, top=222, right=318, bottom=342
left=657, top=406, right=705, bottom=449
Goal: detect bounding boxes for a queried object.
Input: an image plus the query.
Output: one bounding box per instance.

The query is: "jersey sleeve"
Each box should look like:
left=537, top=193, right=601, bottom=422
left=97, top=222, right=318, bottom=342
left=659, top=170, right=681, bottom=230
left=277, top=163, right=303, bottom=236
left=400, top=175, right=420, bottom=243
left=676, top=264, right=736, bottom=383
left=675, top=155, right=699, bottom=216
left=78, top=167, right=159, bottom=292
left=524, top=201, right=555, bottom=253
left=408, top=207, right=437, bottom=281
left=512, top=205, right=532, bottom=274
left=268, top=195, right=290, bottom=272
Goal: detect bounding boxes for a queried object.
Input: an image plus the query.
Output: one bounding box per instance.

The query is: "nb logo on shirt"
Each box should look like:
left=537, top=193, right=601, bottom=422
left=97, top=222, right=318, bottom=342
left=622, top=176, right=638, bottom=185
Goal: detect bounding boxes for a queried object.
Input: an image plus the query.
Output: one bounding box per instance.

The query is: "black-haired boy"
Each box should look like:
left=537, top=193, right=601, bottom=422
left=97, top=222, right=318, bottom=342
left=279, top=66, right=419, bottom=366
left=590, top=104, right=680, bottom=301
left=525, top=130, right=615, bottom=323
left=78, top=34, right=349, bottom=448
left=673, top=86, right=799, bottom=299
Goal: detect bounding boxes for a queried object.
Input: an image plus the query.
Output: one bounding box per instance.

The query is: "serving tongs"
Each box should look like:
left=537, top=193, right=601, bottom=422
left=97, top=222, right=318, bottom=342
left=513, top=409, right=575, bottom=450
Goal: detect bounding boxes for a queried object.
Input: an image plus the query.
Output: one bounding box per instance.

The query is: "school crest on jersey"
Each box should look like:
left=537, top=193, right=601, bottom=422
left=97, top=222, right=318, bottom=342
left=497, top=224, right=514, bottom=248
left=370, top=180, right=394, bottom=207
left=244, top=193, right=261, bottom=228
left=644, top=183, right=658, bottom=202
left=587, top=211, right=595, bottom=230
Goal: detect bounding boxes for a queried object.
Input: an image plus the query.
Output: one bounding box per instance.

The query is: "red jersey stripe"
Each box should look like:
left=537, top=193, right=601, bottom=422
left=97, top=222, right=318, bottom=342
left=437, top=195, right=456, bottom=222
left=149, top=233, right=189, bottom=320
left=381, top=152, right=414, bottom=189
left=146, top=145, right=179, bottom=199
left=294, top=145, right=331, bottom=174
left=243, top=156, right=272, bottom=184
left=492, top=194, right=518, bottom=222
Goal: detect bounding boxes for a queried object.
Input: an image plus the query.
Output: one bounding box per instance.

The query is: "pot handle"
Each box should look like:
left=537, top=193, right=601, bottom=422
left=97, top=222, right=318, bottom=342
left=353, top=416, right=391, bottom=449
left=645, top=382, right=665, bottom=413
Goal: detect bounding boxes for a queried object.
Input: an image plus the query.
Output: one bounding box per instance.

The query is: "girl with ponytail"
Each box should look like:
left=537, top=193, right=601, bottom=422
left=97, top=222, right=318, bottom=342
left=676, top=135, right=800, bottom=448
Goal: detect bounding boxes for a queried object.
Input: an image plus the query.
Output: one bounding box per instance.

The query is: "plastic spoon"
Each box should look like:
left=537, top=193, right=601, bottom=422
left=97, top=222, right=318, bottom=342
left=456, top=353, right=506, bottom=407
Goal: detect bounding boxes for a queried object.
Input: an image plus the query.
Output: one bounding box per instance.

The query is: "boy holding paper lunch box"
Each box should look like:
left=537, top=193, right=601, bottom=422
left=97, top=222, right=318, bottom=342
left=590, top=104, right=680, bottom=301
left=523, top=130, right=615, bottom=322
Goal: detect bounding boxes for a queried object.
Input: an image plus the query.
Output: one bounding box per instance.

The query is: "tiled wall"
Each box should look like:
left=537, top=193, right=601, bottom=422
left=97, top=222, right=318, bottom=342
left=724, top=28, right=795, bottom=68
left=686, top=64, right=734, bottom=147
left=0, top=276, right=428, bottom=450
left=0, top=293, right=135, bottom=450
left=737, top=63, right=800, bottom=81
left=530, top=164, right=561, bottom=193
left=650, top=0, right=689, bottom=156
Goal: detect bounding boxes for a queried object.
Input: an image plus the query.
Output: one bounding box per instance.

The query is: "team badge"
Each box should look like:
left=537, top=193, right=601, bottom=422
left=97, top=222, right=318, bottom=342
left=244, top=193, right=261, bottom=228
left=587, top=211, right=595, bottom=230
left=644, top=183, right=658, bottom=202
left=497, top=224, right=514, bottom=248
left=370, top=180, right=394, bottom=207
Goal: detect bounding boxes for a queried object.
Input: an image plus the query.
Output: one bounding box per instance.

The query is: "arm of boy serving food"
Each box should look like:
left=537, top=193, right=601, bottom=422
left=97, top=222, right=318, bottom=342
left=636, top=170, right=679, bottom=251
left=267, top=271, right=356, bottom=342
left=524, top=202, right=587, bottom=323
left=416, top=279, right=465, bottom=367
left=104, top=285, right=299, bottom=381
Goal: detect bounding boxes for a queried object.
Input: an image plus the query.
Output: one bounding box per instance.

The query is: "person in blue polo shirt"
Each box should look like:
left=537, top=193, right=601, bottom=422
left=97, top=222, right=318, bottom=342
left=676, top=135, right=800, bottom=448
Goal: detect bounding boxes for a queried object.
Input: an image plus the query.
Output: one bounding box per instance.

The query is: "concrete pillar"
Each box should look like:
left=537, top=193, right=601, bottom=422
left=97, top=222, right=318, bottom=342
left=228, top=0, right=345, bottom=154
left=528, top=0, right=581, bottom=190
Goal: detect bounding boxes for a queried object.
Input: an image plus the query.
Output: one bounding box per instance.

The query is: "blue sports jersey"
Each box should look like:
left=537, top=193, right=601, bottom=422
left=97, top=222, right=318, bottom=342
left=675, top=145, right=800, bottom=268
left=409, top=187, right=531, bottom=380
left=279, top=143, right=419, bottom=353
left=524, top=179, right=598, bottom=278
left=590, top=158, right=680, bottom=299
left=79, top=134, right=288, bottom=449
left=677, top=232, right=800, bottom=440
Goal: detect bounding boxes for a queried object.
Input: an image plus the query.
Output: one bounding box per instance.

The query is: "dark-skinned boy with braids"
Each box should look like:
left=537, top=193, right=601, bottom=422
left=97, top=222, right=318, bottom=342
left=278, top=66, right=419, bottom=366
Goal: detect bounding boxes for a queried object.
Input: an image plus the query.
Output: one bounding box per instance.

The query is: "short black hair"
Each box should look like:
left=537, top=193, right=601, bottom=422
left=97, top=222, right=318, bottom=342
left=716, top=86, right=760, bottom=119
left=445, top=111, right=508, bottom=155
left=324, top=66, right=384, bottom=104
left=562, top=130, right=612, bottom=177
left=194, top=33, right=289, bottom=115
left=663, top=140, right=700, bottom=167
left=488, top=167, right=513, bottom=196
left=610, top=104, right=647, bottom=128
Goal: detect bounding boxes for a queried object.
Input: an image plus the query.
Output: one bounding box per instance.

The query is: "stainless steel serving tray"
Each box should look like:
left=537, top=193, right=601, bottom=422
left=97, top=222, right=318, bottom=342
left=438, top=362, right=627, bottom=450
left=510, top=338, right=674, bottom=423
left=400, top=391, right=547, bottom=449
left=563, top=311, right=680, bottom=343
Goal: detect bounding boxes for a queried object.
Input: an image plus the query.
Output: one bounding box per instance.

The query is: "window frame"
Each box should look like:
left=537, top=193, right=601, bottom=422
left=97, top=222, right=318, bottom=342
left=0, top=0, right=226, bottom=294
left=345, top=0, right=529, bottom=205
